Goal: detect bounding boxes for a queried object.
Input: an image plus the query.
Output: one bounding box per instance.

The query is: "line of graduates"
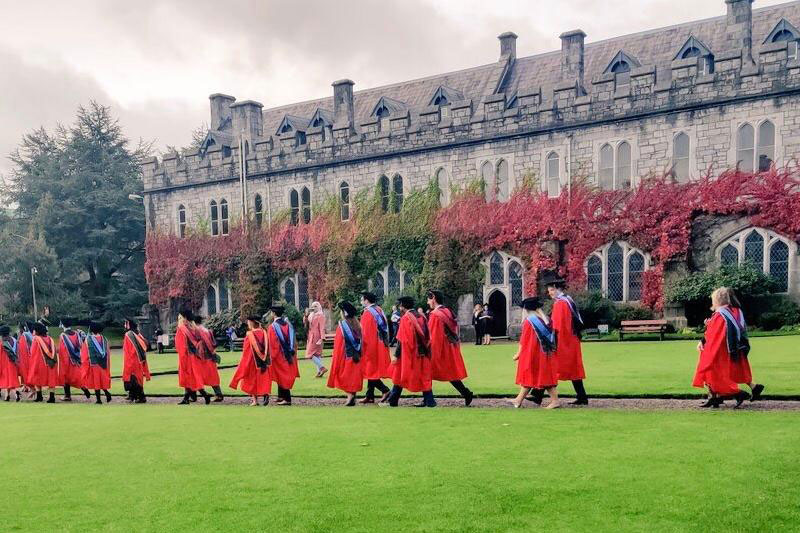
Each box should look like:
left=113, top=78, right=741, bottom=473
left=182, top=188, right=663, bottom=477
left=173, top=309, right=226, bottom=405
left=0, top=318, right=151, bottom=404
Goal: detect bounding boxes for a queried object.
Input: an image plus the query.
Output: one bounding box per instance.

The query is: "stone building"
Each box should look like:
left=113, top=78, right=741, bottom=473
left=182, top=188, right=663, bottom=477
left=142, top=0, right=800, bottom=334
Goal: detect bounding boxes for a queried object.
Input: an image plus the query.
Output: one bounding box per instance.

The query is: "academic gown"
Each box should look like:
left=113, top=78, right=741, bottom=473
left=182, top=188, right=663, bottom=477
left=196, top=326, right=221, bottom=387
left=326, top=325, right=363, bottom=394
left=429, top=306, right=468, bottom=382
left=268, top=321, right=300, bottom=390
left=229, top=329, right=272, bottom=396
left=360, top=305, right=391, bottom=380
left=28, top=336, right=61, bottom=388
left=692, top=312, right=740, bottom=396
left=81, top=335, right=111, bottom=390
left=390, top=311, right=432, bottom=393
left=515, top=319, right=559, bottom=389
left=122, top=331, right=151, bottom=385
left=552, top=298, right=586, bottom=381
left=17, top=334, right=31, bottom=386
left=725, top=307, right=753, bottom=384
left=58, top=331, right=85, bottom=387
left=0, top=341, right=21, bottom=389
left=175, top=324, right=203, bottom=390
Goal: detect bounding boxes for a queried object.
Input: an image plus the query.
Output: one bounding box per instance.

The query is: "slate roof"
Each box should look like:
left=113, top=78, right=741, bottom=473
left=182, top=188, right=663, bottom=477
left=248, top=2, right=800, bottom=137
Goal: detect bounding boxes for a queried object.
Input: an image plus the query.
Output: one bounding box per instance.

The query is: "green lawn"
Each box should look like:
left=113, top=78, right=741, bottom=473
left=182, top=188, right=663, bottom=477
left=117, top=336, right=800, bottom=397
left=1, top=405, right=797, bottom=532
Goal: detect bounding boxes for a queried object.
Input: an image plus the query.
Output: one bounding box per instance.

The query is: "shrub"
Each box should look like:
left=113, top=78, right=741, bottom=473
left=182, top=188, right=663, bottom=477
left=283, top=303, right=307, bottom=342
left=204, top=309, right=241, bottom=336
left=570, top=291, right=616, bottom=328
left=612, top=304, right=655, bottom=328
left=747, top=294, right=800, bottom=330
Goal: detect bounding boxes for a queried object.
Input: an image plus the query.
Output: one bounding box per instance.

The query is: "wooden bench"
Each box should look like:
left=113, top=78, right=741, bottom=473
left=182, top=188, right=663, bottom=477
left=322, top=334, right=335, bottom=349
left=619, top=320, right=669, bottom=341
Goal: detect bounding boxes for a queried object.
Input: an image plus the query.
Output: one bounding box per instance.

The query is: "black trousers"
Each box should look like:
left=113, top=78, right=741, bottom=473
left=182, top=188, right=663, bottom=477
left=449, top=380, right=472, bottom=398
left=388, top=386, right=435, bottom=407
left=365, top=379, right=390, bottom=399
left=278, top=387, right=292, bottom=402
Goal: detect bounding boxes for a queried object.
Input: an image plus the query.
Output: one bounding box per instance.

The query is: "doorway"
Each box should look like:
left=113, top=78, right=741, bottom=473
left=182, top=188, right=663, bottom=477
left=487, top=290, right=507, bottom=337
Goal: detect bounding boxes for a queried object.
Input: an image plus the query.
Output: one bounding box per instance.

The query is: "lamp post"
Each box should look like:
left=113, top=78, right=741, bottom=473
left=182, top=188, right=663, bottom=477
left=31, top=266, right=38, bottom=320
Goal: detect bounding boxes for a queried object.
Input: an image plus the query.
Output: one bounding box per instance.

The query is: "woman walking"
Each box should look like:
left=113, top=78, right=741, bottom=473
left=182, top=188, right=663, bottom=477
left=230, top=315, right=272, bottom=406
left=306, top=301, right=328, bottom=378
left=326, top=301, right=364, bottom=406
left=81, top=322, right=113, bottom=404
left=510, top=297, right=560, bottom=409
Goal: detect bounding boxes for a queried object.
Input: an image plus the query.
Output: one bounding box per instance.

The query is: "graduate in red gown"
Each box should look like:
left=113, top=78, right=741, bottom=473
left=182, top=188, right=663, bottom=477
left=28, top=322, right=60, bottom=403
left=122, top=319, right=151, bottom=403
left=81, top=322, right=112, bottom=404
left=0, top=325, right=22, bottom=402
left=194, top=316, right=224, bottom=402
left=175, top=308, right=211, bottom=405
left=326, top=301, right=364, bottom=406
left=510, top=297, right=560, bottom=409
left=545, top=276, right=588, bottom=405
left=714, top=288, right=765, bottom=401
left=17, top=323, right=34, bottom=396
left=267, top=305, right=300, bottom=406
left=383, top=296, right=434, bottom=408
left=230, top=315, right=272, bottom=406
left=58, top=319, right=90, bottom=401
left=693, top=288, right=752, bottom=408
left=426, top=290, right=474, bottom=406
left=358, top=292, right=391, bottom=403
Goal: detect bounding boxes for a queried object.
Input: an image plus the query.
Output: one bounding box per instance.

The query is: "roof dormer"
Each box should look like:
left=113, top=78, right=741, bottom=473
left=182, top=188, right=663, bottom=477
left=309, top=108, right=334, bottom=128
left=674, top=36, right=714, bottom=60
left=370, top=96, right=408, bottom=119
left=276, top=114, right=310, bottom=135
left=764, top=18, right=800, bottom=44
left=603, top=50, right=641, bottom=74
left=429, top=85, right=465, bottom=107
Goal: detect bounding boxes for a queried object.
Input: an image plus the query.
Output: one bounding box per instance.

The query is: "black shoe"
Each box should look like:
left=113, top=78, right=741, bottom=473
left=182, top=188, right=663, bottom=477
left=104, top=391, right=112, bottom=403
left=526, top=394, right=543, bottom=405
left=34, top=391, right=43, bottom=402
left=570, top=398, right=589, bottom=405
left=178, top=399, right=190, bottom=405
left=358, top=397, right=375, bottom=404
left=213, top=395, right=224, bottom=403
left=82, top=389, right=91, bottom=399
left=262, top=396, right=269, bottom=406
left=135, top=396, right=147, bottom=404
left=699, top=397, right=722, bottom=408
left=734, top=390, right=750, bottom=408
left=199, top=390, right=211, bottom=405
left=189, top=391, right=197, bottom=402
left=62, top=396, right=72, bottom=402
left=750, top=384, right=764, bottom=402
left=46, top=393, right=56, bottom=403
left=15, top=391, right=21, bottom=402
left=345, top=397, right=356, bottom=407
left=464, top=390, right=474, bottom=407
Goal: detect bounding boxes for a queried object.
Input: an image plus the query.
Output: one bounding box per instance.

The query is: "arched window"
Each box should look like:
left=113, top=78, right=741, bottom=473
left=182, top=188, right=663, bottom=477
left=607, top=243, right=625, bottom=302
left=611, top=60, right=630, bottom=73
left=339, top=181, right=350, bottom=221
left=757, top=121, right=775, bottom=171
left=379, top=175, right=390, bottom=213
left=301, top=187, right=311, bottom=224
left=177, top=204, right=186, bottom=238
left=546, top=152, right=560, bottom=198
left=370, top=264, right=414, bottom=297
left=769, top=241, right=790, bottom=292
left=481, top=161, right=494, bottom=201
left=387, top=264, right=400, bottom=293
left=254, top=194, right=263, bottom=227
left=392, top=175, right=403, bottom=213
left=587, top=255, right=603, bottom=292
left=612, top=60, right=631, bottom=89
left=219, top=279, right=230, bottom=310
left=673, top=133, right=690, bottom=183
left=496, top=159, right=510, bottom=202
left=490, top=252, right=504, bottom=285
left=616, top=142, right=632, bottom=189
left=283, top=278, right=295, bottom=306
left=681, top=47, right=701, bottom=59
left=435, top=168, right=448, bottom=207
left=720, top=244, right=739, bottom=266
left=744, top=231, right=764, bottom=268
left=297, top=272, right=309, bottom=310
left=628, top=251, right=645, bottom=301
left=403, top=271, right=414, bottom=289
left=210, top=200, right=219, bottom=236
left=206, top=285, right=217, bottom=316
left=290, top=189, right=300, bottom=226
left=508, top=261, right=523, bottom=307
left=373, top=271, right=385, bottom=296
left=220, top=199, right=229, bottom=235
left=737, top=123, right=755, bottom=172
left=773, top=29, right=795, bottom=42
left=599, top=144, right=614, bottom=190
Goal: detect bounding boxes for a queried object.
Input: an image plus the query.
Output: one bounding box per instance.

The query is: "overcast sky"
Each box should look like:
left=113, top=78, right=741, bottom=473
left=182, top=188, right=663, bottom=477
left=0, top=0, right=791, bottom=176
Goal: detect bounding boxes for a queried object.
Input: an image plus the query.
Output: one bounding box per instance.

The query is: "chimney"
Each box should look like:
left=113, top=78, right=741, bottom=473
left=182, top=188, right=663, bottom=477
left=230, top=100, right=263, bottom=140
left=725, top=0, right=754, bottom=61
left=498, top=31, right=517, bottom=59
left=209, top=93, right=235, bottom=131
left=560, top=30, right=586, bottom=86
left=332, top=79, right=355, bottom=128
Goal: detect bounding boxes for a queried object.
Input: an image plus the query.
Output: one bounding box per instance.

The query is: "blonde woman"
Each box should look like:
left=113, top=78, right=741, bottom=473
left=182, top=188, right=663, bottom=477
left=306, top=301, right=328, bottom=378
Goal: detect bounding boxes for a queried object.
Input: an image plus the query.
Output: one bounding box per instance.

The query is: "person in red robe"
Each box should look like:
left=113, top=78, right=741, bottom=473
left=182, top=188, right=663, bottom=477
left=510, top=297, right=560, bottom=409
left=544, top=277, right=588, bottom=405
left=28, top=322, right=60, bottom=403
left=58, top=319, right=90, bottom=401
left=174, top=308, right=211, bottom=405
left=230, top=315, right=272, bottom=406
left=693, top=288, right=752, bottom=408
left=81, top=322, right=112, bottom=404
left=715, top=288, right=765, bottom=401
left=194, top=316, right=224, bottom=402
left=267, top=305, right=300, bottom=406
left=358, top=292, right=391, bottom=403
left=326, top=301, right=364, bottom=406
left=382, top=296, right=434, bottom=408
left=0, top=325, right=21, bottom=401
left=122, top=319, right=151, bottom=403
left=17, top=323, right=34, bottom=398
left=426, top=290, right=474, bottom=406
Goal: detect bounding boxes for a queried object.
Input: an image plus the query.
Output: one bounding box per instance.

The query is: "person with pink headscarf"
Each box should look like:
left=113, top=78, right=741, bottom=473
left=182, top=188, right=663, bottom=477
left=306, top=301, right=328, bottom=378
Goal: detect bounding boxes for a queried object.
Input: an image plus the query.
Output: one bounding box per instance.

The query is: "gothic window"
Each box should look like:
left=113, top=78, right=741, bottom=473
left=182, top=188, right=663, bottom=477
left=373, top=271, right=385, bottom=296
left=607, top=242, right=625, bottom=302
left=599, top=142, right=632, bottom=190
left=716, top=228, right=794, bottom=293
left=546, top=152, right=560, bottom=198
left=387, top=264, right=400, bottom=293
left=369, top=264, right=414, bottom=298
left=290, top=189, right=300, bottom=226
left=435, top=168, right=448, bottom=207
left=482, top=161, right=494, bottom=201
left=611, top=60, right=630, bottom=73
left=673, top=133, right=690, bottom=183
left=628, top=251, right=645, bottom=302
left=587, top=255, right=603, bottom=292
left=392, top=175, right=404, bottom=213
left=586, top=242, right=649, bottom=302
left=757, top=121, right=775, bottom=171
left=283, top=278, right=295, bottom=306
left=599, top=144, right=614, bottom=190
left=220, top=199, right=229, bottom=235
left=339, top=181, right=350, bottom=221
left=490, top=252, right=504, bottom=285
left=297, top=272, right=309, bottom=310
left=177, top=204, right=186, bottom=238
left=737, top=123, right=755, bottom=172
left=403, top=271, right=414, bottom=289
left=219, top=279, right=230, bottom=310
left=210, top=200, right=219, bottom=236
left=496, top=159, right=510, bottom=202
left=616, top=142, right=632, bottom=189
left=206, top=285, right=217, bottom=316
left=254, top=194, right=263, bottom=227
left=508, top=261, right=523, bottom=307
left=301, top=187, right=311, bottom=224
left=379, top=175, right=390, bottom=213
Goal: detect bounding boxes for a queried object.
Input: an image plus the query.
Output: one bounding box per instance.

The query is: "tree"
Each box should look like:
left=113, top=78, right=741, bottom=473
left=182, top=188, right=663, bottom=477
left=2, top=102, right=151, bottom=322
